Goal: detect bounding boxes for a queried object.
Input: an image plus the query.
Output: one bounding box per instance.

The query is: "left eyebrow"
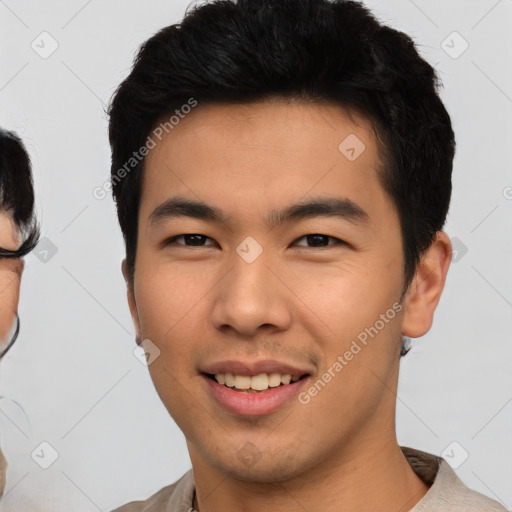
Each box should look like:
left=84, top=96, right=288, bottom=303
left=267, top=197, right=370, bottom=227
left=148, top=196, right=370, bottom=229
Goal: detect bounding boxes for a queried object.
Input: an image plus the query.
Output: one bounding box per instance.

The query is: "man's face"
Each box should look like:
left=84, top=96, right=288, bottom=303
left=0, top=211, right=22, bottom=351
left=127, top=98, right=410, bottom=482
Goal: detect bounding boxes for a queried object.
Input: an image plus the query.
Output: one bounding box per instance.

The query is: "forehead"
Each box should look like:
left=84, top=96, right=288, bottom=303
left=139, top=98, right=394, bottom=227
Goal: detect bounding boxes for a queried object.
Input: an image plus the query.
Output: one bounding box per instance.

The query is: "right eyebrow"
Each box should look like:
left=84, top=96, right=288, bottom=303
left=149, top=197, right=228, bottom=227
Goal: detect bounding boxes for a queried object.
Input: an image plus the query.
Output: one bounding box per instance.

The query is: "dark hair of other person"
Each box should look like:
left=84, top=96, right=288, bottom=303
left=107, top=0, right=455, bottom=357
left=0, top=129, right=39, bottom=259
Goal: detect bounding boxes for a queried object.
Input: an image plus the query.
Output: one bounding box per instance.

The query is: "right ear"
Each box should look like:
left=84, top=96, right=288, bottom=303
left=121, top=259, right=141, bottom=345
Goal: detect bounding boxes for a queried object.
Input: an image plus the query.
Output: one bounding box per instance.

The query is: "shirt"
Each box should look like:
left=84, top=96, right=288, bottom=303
left=0, top=445, right=6, bottom=497
left=111, top=446, right=508, bottom=511
left=0, top=395, right=8, bottom=497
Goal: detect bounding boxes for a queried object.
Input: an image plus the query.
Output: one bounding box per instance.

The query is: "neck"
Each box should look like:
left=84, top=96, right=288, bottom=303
left=190, top=434, right=429, bottom=512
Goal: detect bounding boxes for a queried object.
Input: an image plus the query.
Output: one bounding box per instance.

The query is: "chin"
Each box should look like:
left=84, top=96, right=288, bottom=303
left=201, top=444, right=312, bottom=484
left=223, top=462, right=304, bottom=484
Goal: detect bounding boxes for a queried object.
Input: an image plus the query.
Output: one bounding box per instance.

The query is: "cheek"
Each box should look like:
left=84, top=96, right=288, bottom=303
left=135, top=267, right=209, bottom=428
left=288, top=257, right=403, bottom=402
left=290, top=256, right=399, bottom=333
left=0, top=273, right=20, bottom=342
left=134, top=261, right=212, bottom=354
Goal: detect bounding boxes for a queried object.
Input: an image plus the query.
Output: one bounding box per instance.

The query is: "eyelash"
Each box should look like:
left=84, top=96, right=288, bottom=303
left=164, top=234, right=346, bottom=249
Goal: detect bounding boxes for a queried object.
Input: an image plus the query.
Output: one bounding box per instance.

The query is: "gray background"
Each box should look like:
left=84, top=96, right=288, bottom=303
left=0, top=0, right=511, bottom=510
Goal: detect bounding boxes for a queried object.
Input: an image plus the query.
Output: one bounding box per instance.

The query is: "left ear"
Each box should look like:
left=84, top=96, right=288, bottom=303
left=401, top=231, right=452, bottom=338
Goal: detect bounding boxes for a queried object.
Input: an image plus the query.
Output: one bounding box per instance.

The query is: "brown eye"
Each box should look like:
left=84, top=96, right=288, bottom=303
left=165, top=234, right=216, bottom=247
left=294, top=234, right=344, bottom=247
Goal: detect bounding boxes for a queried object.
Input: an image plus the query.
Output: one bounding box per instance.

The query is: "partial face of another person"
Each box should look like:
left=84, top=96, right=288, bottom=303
left=0, top=211, right=22, bottom=352
left=0, top=210, right=23, bottom=496
left=124, top=98, right=450, bottom=483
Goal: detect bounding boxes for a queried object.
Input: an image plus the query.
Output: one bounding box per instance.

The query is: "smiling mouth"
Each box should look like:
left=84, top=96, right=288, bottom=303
left=204, top=372, right=310, bottom=393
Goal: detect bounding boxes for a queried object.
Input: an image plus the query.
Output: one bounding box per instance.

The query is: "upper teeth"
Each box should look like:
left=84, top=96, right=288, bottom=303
left=215, top=373, right=300, bottom=391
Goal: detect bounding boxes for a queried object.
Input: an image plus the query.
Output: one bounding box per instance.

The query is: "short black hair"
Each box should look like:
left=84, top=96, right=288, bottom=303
left=108, top=0, right=454, bottom=306
left=0, top=128, right=39, bottom=258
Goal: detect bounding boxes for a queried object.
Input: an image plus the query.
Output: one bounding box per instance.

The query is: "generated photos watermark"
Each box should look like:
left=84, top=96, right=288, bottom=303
left=298, top=301, right=403, bottom=404
left=93, top=97, right=198, bottom=200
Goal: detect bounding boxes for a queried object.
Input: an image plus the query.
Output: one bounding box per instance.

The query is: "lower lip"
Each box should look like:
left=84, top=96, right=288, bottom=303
left=202, top=374, right=309, bottom=417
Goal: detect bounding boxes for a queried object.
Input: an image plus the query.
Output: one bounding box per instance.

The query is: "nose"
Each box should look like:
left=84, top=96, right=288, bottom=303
left=210, top=252, right=292, bottom=338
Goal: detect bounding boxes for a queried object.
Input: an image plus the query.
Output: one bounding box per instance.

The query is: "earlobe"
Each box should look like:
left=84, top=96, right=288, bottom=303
left=401, top=231, right=452, bottom=338
left=121, top=259, right=142, bottom=345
